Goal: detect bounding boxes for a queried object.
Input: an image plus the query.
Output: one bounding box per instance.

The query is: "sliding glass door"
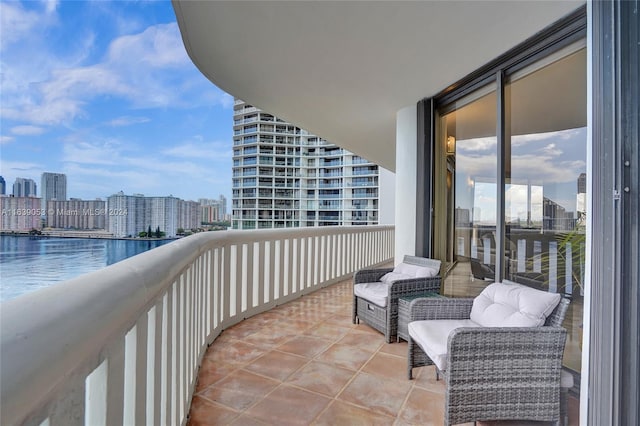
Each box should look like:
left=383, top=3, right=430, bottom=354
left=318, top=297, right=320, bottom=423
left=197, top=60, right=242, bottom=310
left=436, top=86, right=498, bottom=297
left=436, top=43, right=586, bottom=373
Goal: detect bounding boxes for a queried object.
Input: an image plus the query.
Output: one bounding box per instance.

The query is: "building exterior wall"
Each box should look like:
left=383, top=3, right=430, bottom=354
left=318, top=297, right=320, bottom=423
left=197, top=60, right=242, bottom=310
left=232, top=100, right=379, bottom=230
left=177, top=200, right=200, bottom=231
left=0, top=197, right=42, bottom=231
left=46, top=199, right=106, bottom=230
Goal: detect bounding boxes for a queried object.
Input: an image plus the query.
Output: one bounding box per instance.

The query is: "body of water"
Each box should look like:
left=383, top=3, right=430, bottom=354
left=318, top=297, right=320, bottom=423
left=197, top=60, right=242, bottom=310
left=0, top=235, right=173, bottom=302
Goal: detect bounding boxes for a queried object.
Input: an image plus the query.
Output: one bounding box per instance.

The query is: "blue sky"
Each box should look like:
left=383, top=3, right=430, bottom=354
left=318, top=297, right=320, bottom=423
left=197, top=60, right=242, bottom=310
left=0, top=0, right=233, bottom=205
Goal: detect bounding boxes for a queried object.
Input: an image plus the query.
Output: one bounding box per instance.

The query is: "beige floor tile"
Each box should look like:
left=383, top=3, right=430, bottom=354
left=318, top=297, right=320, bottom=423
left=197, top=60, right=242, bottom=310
left=398, top=387, right=445, bottom=425
left=245, top=385, right=331, bottom=425
left=187, top=395, right=240, bottom=425
left=242, top=327, right=298, bottom=349
left=316, top=343, right=374, bottom=371
left=312, top=400, right=394, bottom=426
left=362, top=352, right=407, bottom=382
left=305, top=323, right=352, bottom=340
left=277, top=335, right=333, bottom=358
left=339, top=371, right=412, bottom=418
left=243, top=350, right=308, bottom=381
left=199, top=370, right=279, bottom=411
left=194, top=358, right=238, bottom=393
left=411, top=365, right=446, bottom=394
left=379, top=340, right=408, bottom=357
left=205, top=340, right=267, bottom=366
left=229, top=414, right=270, bottom=426
left=337, top=329, right=385, bottom=352
left=286, top=360, right=355, bottom=397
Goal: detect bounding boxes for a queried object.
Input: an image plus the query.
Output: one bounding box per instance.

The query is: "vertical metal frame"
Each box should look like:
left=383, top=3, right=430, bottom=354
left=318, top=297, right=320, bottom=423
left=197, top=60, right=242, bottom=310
left=416, top=98, right=434, bottom=258
left=590, top=1, right=639, bottom=424
left=495, top=70, right=506, bottom=282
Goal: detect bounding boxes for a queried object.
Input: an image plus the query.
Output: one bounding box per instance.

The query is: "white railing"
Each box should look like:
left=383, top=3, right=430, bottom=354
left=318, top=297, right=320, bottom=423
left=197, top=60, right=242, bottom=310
left=0, top=225, right=394, bottom=426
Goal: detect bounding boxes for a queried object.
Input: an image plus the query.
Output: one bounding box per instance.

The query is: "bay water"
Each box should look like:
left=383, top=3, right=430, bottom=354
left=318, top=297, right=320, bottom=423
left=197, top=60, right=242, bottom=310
left=0, top=235, right=173, bottom=302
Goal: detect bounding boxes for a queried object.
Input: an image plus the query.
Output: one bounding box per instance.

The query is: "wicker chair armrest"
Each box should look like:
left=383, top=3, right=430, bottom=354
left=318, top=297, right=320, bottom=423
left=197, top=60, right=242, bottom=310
left=388, top=276, right=441, bottom=300
left=409, top=297, right=473, bottom=321
left=444, top=326, right=567, bottom=425
left=447, top=326, right=567, bottom=377
left=353, top=268, right=393, bottom=284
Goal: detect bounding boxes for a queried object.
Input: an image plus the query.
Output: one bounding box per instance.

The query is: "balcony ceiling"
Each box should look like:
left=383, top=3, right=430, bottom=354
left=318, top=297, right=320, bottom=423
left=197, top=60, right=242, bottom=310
left=173, top=1, right=583, bottom=171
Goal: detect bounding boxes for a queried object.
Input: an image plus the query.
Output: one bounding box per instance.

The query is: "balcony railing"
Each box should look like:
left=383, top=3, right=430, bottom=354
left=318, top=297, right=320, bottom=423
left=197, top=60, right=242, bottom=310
left=0, top=225, right=394, bottom=426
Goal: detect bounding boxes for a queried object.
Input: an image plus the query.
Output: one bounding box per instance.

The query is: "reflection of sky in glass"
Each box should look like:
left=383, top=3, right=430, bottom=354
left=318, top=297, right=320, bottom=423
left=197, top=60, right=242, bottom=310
left=473, top=182, right=497, bottom=224
left=505, top=184, right=543, bottom=224
left=456, top=127, right=586, bottom=223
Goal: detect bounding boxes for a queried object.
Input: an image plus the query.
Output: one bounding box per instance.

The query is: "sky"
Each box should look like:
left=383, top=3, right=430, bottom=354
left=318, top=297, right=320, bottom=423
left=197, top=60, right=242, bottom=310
left=0, top=0, right=234, bottom=206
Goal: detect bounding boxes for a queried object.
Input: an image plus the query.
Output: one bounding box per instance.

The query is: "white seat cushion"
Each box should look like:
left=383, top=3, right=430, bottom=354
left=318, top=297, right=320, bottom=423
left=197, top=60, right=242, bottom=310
left=354, top=282, right=391, bottom=307
left=470, top=282, right=561, bottom=327
left=408, top=319, right=478, bottom=371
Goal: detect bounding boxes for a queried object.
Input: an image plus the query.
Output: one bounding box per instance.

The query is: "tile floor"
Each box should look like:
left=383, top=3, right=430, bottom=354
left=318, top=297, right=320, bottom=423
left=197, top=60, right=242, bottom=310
left=187, top=277, right=579, bottom=426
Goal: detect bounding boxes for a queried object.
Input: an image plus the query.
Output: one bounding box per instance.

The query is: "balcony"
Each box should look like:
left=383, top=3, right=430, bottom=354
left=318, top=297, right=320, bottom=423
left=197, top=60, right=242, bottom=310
left=189, top=272, right=580, bottom=425
left=0, top=226, right=394, bottom=426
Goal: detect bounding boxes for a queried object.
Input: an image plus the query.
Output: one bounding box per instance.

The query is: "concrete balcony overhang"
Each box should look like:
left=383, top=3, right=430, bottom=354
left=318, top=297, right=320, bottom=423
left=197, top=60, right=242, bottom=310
left=172, top=0, right=583, bottom=171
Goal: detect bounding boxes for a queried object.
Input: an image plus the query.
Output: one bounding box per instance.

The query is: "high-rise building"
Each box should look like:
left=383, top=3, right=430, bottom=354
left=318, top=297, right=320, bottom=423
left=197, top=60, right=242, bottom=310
left=577, top=172, right=587, bottom=194
left=12, top=178, right=37, bottom=197
left=40, top=172, right=67, bottom=212
left=178, top=199, right=200, bottom=230
left=0, top=197, right=41, bottom=231
left=106, top=192, right=145, bottom=238
left=46, top=199, right=107, bottom=230
left=106, top=192, right=198, bottom=238
left=0, top=176, right=6, bottom=195
left=145, top=196, right=179, bottom=238
left=232, top=100, right=378, bottom=230
left=199, top=195, right=227, bottom=223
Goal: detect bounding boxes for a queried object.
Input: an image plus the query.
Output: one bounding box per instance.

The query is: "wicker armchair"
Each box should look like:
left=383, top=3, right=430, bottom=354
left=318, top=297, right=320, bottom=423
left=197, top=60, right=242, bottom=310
left=353, top=255, right=441, bottom=343
left=407, top=286, right=570, bottom=426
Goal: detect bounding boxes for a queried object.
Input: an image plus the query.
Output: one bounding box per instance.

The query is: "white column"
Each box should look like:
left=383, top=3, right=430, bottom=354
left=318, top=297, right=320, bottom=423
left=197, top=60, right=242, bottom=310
left=394, top=104, right=418, bottom=264
left=377, top=167, right=396, bottom=225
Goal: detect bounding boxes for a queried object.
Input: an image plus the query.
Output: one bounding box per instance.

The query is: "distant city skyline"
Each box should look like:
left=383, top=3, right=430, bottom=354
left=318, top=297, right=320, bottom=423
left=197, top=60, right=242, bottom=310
left=0, top=1, right=234, bottom=205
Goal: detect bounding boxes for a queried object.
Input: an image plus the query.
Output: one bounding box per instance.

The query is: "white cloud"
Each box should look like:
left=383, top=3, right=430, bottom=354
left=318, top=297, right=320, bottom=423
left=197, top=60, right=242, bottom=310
left=63, top=140, right=127, bottom=166
left=541, top=143, right=562, bottom=156
left=511, top=132, right=556, bottom=146
left=43, top=0, right=59, bottom=15
left=0, top=159, right=44, bottom=188
left=1, top=135, right=15, bottom=144
left=11, top=125, right=46, bottom=136
left=457, top=137, right=496, bottom=153
left=2, top=19, right=230, bottom=127
left=0, top=2, right=42, bottom=51
left=162, top=141, right=233, bottom=162
left=107, top=116, right=151, bottom=127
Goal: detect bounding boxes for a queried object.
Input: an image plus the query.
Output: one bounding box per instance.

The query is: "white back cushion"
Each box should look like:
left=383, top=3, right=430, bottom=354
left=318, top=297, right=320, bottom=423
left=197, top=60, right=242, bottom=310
left=393, top=262, right=438, bottom=278
left=470, top=282, right=561, bottom=327
left=380, top=272, right=412, bottom=283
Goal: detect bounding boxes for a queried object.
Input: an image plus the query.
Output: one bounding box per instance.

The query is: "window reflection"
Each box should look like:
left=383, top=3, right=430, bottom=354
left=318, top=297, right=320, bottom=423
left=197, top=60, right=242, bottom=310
left=504, top=48, right=586, bottom=372
left=438, top=46, right=586, bottom=373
